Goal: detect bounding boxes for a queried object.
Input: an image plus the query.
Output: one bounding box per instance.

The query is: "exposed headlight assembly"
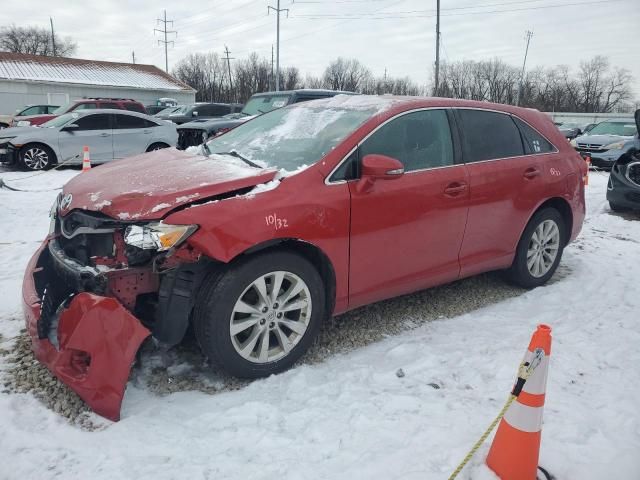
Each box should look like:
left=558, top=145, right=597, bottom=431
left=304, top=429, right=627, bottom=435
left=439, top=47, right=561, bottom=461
left=569, top=138, right=577, bottom=147
left=16, top=120, right=31, bottom=127
left=124, top=222, right=197, bottom=251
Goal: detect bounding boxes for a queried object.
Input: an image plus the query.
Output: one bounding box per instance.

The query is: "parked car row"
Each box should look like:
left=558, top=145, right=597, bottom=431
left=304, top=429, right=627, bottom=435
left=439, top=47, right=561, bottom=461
left=569, top=118, right=639, bottom=169
left=21, top=93, right=588, bottom=420
left=0, top=109, right=177, bottom=170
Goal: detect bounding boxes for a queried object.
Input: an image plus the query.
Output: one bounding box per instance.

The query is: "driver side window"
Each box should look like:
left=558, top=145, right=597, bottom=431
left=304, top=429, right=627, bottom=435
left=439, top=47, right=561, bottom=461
left=360, top=109, right=454, bottom=173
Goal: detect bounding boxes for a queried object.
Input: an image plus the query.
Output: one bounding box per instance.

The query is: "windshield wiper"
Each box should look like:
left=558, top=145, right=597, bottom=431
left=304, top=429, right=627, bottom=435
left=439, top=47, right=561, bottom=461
left=222, top=150, right=262, bottom=169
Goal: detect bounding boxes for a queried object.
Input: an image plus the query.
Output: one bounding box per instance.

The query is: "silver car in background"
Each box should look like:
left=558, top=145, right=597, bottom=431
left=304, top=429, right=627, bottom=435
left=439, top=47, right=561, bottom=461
left=0, top=109, right=178, bottom=170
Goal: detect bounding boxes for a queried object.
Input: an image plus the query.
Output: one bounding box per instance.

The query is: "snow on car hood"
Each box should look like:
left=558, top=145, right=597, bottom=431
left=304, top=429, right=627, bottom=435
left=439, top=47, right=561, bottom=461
left=60, top=147, right=278, bottom=220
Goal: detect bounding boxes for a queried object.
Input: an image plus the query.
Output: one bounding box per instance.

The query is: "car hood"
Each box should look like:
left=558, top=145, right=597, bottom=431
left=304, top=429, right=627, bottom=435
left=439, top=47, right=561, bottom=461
left=575, top=134, right=634, bottom=146
left=0, top=126, right=45, bottom=136
left=178, top=116, right=252, bottom=132
left=61, top=147, right=278, bottom=220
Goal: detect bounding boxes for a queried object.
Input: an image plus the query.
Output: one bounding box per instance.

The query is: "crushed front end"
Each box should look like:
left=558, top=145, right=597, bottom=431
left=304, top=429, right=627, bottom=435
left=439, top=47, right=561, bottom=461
left=22, top=196, right=207, bottom=421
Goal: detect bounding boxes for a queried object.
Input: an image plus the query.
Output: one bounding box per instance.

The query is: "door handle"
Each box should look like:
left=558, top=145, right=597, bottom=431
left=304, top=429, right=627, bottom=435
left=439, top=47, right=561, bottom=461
left=99, top=133, right=110, bottom=137
left=444, top=182, right=468, bottom=196
left=523, top=167, right=541, bottom=179
left=143, top=130, right=152, bottom=134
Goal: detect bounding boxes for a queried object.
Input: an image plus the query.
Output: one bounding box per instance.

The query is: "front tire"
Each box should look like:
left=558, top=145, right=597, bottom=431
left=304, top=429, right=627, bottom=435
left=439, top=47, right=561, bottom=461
left=194, top=251, right=325, bottom=378
left=146, top=142, right=170, bottom=152
left=20, top=143, right=55, bottom=170
left=506, top=208, right=566, bottom=288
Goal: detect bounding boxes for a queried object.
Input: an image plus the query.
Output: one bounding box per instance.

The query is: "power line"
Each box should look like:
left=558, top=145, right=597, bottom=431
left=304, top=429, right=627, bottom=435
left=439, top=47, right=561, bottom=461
left=154, top=10, right=177, bottom=73
left=268, top=0, right=290, bottom=91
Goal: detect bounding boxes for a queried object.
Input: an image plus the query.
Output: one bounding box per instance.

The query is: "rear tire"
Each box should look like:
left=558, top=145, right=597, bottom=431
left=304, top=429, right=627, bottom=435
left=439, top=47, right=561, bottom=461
left=19, top=143, right=56, bottom=171
left=146, top=142, right=170, bottom=152
left=609, top=201, right=629, bottom=213
left=506, top=208, right=566, bottom=288
left=193, top=251, right=325, bottom=378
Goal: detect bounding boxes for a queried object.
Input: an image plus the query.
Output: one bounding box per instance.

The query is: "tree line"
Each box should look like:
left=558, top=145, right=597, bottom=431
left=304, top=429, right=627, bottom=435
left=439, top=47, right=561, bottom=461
left=1, top=23, right=635, bottom=113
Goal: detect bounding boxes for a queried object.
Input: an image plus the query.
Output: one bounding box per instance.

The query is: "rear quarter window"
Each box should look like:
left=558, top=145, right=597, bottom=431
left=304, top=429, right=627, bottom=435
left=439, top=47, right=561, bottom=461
left=457, top=109, right=524, bottom=162
left=125, top=103, right=146, bottom=113
left=513, top=117, right=556, bottom=154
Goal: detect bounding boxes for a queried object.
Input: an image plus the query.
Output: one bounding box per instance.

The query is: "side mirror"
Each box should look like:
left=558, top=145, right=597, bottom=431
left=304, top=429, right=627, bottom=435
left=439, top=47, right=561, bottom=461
left=62, top=123, right=79, bottom=132
left=361, top=154, right=404, bottom=179
left=357, top=154, right=404, bottom=193
left=192, top=111, right=198, bottom=117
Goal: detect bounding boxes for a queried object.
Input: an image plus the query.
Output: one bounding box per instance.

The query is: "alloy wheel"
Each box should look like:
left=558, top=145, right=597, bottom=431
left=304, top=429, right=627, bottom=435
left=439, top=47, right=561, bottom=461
left=23, top=147, right=49, bottom=170
left=229, top=270, right=312, bottom=364
left=527, top=219, right=560, bottom=278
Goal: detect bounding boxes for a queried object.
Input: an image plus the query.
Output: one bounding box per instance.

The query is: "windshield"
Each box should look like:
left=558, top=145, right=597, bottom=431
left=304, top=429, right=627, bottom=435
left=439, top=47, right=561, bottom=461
left=41, top=112, right=80, bottom=128
left=206, top=103, right=376, bottom=172
left=52, top=102, right=74, bottom=115
left=170, top=105, right=191, bottom=115
left=241, top=94, right=292, bottom=116
left=588, top=121, right=637, bottom=136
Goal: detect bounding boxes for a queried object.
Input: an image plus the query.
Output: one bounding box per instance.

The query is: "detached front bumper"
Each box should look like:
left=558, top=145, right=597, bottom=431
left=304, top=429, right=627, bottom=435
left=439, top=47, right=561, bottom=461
left=22, top=238, right=150, bottom=421
left=576, top=148, right=623, bottom=169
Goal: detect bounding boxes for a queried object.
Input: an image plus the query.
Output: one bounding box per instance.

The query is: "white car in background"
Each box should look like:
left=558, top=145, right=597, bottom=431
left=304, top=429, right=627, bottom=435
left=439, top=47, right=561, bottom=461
left=0, top=109, right=178, bottom=170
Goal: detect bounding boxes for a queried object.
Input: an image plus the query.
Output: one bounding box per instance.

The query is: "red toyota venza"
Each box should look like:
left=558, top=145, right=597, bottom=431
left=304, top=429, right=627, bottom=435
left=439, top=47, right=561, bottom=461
left=23, top=95, right=586, bottom=420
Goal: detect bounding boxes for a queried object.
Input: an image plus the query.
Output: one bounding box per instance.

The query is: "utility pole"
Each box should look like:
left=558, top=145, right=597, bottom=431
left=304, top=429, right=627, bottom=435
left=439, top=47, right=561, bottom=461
left=224, top=45, right=235, bottom=102
left=384, top=68, right=388, bottom=93
left=516, top=30, right=534, bottom=106
left=131, top=51, right=136, bottom=64
left=434, top=0, right=440, bottom=96
left=268, top=0, right=289, bottom=91
left=154, top=10, right=176, bottom=73
left=271, top=45, right=275, bottom=90
left=49, top=17, right=57, bottom=57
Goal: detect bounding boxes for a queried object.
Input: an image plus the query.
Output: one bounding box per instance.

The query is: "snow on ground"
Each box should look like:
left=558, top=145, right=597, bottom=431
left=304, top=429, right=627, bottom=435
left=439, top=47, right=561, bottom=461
left=0, top=166, right=639, bottom=479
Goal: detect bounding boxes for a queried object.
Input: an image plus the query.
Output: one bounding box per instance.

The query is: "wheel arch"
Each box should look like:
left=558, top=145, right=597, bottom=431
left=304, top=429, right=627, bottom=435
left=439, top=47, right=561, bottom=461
left=237, top=238, right=337, bottom=318
left=528, top=197, right=573, bottom=246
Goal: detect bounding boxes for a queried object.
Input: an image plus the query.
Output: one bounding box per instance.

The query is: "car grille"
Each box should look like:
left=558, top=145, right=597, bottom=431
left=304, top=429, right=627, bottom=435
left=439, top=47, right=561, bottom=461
left=177, top=129, right=207, bottom=150
left=627, top=163, right=640, bottom=186
left=575, top=144, right=606, bottom=154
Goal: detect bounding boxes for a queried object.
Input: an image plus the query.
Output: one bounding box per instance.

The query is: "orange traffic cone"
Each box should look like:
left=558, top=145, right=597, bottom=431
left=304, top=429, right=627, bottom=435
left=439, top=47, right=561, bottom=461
left=584, top=155, right=591, bottom=186
left=486, top=324, right=552, bottom=480
left=82, top=146, right=92, bottom=172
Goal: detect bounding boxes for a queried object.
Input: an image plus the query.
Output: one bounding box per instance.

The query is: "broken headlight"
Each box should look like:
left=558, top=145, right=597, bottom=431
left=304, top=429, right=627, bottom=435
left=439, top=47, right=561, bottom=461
left=124, top=222, right=197, bottom=251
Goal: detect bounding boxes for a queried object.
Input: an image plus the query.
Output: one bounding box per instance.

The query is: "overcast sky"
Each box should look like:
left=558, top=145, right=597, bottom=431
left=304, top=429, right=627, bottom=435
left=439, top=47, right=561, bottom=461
left=4, top=0, right=640, bottom=98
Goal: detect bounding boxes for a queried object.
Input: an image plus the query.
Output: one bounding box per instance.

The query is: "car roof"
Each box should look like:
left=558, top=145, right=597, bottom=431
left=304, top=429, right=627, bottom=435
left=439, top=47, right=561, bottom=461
left=63, top=108, right=159, bottom=120
left=250, top=89, right=354, bottom=98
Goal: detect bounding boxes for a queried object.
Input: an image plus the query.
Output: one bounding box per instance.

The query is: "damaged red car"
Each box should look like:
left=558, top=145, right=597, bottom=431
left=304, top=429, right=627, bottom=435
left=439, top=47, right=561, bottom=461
left=23, top=95, right=587, bottom=421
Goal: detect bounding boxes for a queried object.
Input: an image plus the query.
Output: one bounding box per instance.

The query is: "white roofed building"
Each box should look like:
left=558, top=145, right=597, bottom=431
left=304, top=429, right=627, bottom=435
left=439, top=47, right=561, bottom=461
left=0, top=52, right=196, bottom=114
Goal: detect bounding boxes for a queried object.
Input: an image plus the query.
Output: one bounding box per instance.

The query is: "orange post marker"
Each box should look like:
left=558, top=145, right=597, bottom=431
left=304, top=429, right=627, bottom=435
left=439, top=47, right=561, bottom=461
left=584, top=155, right=591, bottom=186
left=486, top=324, right=552, bottom=480
left=82, top=146, right=92, bottom=172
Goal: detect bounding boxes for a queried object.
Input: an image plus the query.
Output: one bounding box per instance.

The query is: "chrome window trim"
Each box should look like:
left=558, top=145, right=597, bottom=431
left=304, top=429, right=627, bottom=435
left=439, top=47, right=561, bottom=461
left=325, top=107, right=454, bottom=185
left=325, top=106, right=559, bottom=185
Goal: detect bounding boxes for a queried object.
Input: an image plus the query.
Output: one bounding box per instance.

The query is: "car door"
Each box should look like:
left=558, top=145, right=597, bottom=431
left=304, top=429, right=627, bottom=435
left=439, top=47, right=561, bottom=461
left=58, top=113, right=113, bottom=163
left=112, top=113, right=151, bottom=159
left=454, top=108, right=549, bottom=277
left=346, top=109, right=469, bottom=309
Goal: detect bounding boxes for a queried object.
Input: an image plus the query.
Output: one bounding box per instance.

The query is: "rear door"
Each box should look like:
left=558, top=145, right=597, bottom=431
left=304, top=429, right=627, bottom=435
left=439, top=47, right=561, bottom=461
left=58, top=113, right=113, bottom=163
left=347, top=109, right=469, bottom=308
left=112, top=113, right=151, bottom=159
left=455, top=109, right=549, bottom=276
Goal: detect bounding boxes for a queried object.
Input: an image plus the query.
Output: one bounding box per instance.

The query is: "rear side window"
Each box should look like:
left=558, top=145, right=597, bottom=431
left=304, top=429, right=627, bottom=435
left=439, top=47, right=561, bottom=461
left=360, top=109, right=454, bottom=173
left=513, top=117, right=556, bottom=154
left=114, top=114, right=146, bottom=129
left=75, top=114, right=111, bottom=130
left=125, top=103, right=146, bottom=113
left=457, top=109, right=524, bottom=162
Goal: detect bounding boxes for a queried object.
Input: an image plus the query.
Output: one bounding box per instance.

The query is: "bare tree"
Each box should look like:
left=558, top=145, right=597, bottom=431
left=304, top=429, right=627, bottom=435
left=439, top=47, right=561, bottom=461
left=0, top=24, right=76, bottom=57
left=322, top=58, right=371, bottom=92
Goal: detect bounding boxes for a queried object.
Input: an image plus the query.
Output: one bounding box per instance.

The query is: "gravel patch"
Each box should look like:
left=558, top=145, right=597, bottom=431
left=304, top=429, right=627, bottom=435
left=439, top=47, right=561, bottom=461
left=3, top=271, right=525, bottom=426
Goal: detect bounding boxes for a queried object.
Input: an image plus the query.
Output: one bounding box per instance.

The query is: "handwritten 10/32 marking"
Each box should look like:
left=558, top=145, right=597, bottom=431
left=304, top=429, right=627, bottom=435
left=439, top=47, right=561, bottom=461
left=265, top=213, right=289, bottom=230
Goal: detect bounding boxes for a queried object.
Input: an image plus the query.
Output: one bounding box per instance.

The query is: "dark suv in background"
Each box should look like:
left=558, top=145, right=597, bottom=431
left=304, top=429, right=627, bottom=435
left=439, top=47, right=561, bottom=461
left=176, top=89, right=352, bottom=149
left=156, top=102, right=243, bottom=125
left=14, top=98, right=147, bottom=126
